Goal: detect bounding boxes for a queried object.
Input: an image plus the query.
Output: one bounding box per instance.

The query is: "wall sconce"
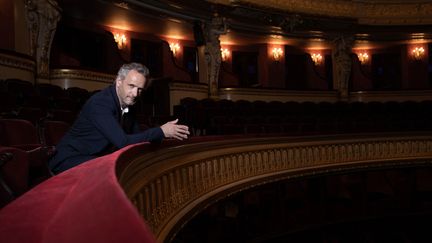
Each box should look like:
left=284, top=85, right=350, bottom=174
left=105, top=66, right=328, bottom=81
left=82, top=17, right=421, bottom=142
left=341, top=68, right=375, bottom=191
left=310, top=53, right=323, bottom=66
left=221, top=48, right=230, bottom=61
left=169, top=42, right=180, bottom=57
left=412, top=47, right=425, bottom=60
left=357, top=52, right=369, bottom=65
left=113, top=33, right=127, bottom=49
left=272, top=47, right=283, bottom=61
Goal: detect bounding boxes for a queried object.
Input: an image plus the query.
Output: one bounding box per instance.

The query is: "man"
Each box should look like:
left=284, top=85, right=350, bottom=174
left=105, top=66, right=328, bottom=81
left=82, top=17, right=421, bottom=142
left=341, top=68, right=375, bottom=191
left=48, top=63, right=189, bottom=174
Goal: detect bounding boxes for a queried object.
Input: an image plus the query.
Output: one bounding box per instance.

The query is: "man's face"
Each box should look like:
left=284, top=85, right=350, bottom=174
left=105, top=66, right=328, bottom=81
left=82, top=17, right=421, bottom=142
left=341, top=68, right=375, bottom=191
left=116, top=69, right=146, bottom=107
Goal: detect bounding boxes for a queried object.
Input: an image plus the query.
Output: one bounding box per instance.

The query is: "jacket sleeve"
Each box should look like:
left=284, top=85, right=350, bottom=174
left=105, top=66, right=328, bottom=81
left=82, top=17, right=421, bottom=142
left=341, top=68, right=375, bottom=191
left=88, top=97, right=164, bottom=149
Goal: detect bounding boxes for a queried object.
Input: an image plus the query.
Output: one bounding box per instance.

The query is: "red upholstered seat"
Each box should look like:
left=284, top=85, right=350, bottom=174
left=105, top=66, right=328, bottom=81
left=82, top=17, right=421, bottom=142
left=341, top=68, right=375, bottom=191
left=5, top=79, right=35, bottom=97
left=35, top=83, right=65, bottom=99
left=66, top=86, right=90, bottom=106
left=0, top=118, right=54, bottom=185
left=0, top=118, right=40, bottom=148
left=47, top=109, right=77, bottom=124
left=40, top=120, right=70, bottom=146
left=15, top=106, right=46, bottom=125
left=0, top=91, right=17, bottom=114
left=0, top=146, right=30, bottom=208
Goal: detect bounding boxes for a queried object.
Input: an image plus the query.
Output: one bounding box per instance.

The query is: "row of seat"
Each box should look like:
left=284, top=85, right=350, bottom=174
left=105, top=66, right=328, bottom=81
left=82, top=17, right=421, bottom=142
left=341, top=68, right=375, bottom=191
left=0, top=80, right=85, bottom=124
left=0, top=79, right=91, bottom=124
left=0, top=146, right=29, bottom=208
left=0, top=79, right=82, bottom=208
left=177, top=97, right=432, bottom=113
left=0, top=118, right=70, bottom=149
left=0, top=79, right=160, bottom=127
left=174, top=98, right=432, bottom=135
left=1, top=106, right=78, bottom=125
left=0, top=118, right=71, bottom=208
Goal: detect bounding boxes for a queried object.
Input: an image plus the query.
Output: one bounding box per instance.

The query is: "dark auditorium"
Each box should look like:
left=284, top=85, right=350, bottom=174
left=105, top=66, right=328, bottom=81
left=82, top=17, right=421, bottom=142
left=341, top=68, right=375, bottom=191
left=2, top=0, right=432, bottom=242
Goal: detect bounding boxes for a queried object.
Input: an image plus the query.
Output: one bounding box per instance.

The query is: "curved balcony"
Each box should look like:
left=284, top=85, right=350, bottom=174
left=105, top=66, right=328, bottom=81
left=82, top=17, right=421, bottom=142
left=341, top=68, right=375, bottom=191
left=0, top=49, right=36, bottom=82
left=1, top=133, right=432, bottom=243
left=118, top=133, right=432, bottom=241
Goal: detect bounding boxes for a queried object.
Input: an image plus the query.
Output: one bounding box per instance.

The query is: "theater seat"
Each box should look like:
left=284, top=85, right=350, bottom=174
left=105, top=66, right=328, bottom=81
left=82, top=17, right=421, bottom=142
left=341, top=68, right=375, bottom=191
left=0, top=118, right=40, bottom=148
left=0, top=146, right=30, bottom=208
left=40, top=120, right=70, bottom=146
left=0, top=118, right=54, bottom=185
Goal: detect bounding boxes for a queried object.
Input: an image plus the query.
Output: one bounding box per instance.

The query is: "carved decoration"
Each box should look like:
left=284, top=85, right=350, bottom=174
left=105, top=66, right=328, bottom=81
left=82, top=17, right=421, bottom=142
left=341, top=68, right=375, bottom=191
left=50, top=69, right=115, bottom=83
left=25, top=0, right=61, bottom=79
left=210, top=0, right=432, bottom=24
left=279, top=14, right=303, bottom=33
left=169, top=82, right=208, bottom=92
left=118, top=135, right=432, bottom=242
left=0, top=53, right=35, bottom=72
left=204, top=15, right=227, bottom=98
left=332, top=35, right=354, bottom=98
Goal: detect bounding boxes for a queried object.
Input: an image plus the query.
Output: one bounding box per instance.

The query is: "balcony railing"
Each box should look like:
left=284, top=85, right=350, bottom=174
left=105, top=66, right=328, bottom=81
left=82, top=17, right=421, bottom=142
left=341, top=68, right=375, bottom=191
left=117, top=133, right=432, bottom=242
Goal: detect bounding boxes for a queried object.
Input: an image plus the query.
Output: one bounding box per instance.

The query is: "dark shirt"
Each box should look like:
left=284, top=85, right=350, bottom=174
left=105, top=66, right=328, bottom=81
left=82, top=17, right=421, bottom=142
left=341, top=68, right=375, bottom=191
left=48, top=85, right=164, bottom=173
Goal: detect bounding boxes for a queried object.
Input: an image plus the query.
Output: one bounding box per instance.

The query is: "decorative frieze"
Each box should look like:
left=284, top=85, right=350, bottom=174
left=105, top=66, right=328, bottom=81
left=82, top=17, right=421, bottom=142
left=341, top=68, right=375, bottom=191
left=0, top=52, right=35, bottom=72
left=50, top=69, right=115, bottom=83
left=169, top=82, right=208, bottom=92
left=119, top=135, right=432, bottom=242
left=210, top=0, right=432, bottom=25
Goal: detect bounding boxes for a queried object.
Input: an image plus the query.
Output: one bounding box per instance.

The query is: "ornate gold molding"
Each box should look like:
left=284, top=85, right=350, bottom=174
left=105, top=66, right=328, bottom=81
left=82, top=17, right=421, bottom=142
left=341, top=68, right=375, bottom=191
left=350, top=90, right=432, bottom=102
left=25, top=0, right=61, bottom=78
left=210, top=0, right=432, bottom=25
left=219, top=87, right=338, bottom=97
left=216, top=88, right=432, bottom=103
left=118, top=134, right=432, bottom=242
left=169, top=82, right=208, bottom=92
left=50, top=69, right=116, bottom=83
left=0, top=52, right=35, bottom=72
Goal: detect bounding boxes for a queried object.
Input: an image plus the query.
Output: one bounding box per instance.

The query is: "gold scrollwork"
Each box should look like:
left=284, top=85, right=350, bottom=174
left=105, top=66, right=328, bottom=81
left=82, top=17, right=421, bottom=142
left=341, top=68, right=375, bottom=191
left=121, top=136, right=432, bottom=241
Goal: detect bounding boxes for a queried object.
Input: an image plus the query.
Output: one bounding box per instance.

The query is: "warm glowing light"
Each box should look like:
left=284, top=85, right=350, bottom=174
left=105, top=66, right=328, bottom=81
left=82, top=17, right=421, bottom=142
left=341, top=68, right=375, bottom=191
left=310, top=53, right=323, bottom=66
left=221, top=48, right=230, bottom=61
left=411, top=33, right=425, bottom=40
left=169, top=42, right=180, bottom=57
left=272, top=47, right=283, bottom=61
left=411, top=47, right=425, bottom=60
left=357, top=52, right=369, bottom=65
left=113, top=33, right=127, bottom=49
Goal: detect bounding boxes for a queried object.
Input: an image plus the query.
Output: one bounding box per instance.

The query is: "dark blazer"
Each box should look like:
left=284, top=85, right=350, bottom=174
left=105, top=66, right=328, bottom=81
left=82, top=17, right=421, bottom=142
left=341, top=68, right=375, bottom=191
left=49, top=85, right=164, bottom=173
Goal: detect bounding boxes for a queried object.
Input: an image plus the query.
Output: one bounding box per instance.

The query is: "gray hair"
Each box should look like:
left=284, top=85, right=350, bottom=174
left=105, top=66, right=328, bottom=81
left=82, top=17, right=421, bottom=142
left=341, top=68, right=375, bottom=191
left=115, top=63, right=150, bottom=86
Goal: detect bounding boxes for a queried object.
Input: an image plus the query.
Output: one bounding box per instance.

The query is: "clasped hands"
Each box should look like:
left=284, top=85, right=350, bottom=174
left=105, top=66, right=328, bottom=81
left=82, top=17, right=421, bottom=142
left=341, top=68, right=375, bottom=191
left=160, top=119, right=190, bottom=140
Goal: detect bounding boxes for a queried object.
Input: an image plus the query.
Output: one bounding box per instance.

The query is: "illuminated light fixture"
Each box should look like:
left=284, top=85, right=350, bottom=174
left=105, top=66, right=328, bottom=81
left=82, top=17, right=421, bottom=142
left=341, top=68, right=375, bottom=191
left=221, top=48, right=230, bottom=61
left=411, top=46, right=425, bottom=60
left=272, top=47, right=283, bottom=61
left=169, top=42, right=180, bottom=57
left=357, top=52, right=369, bottom=65
left=310, top=53, right=323, bottom=66
left=113, top=33, right=127, bottom=49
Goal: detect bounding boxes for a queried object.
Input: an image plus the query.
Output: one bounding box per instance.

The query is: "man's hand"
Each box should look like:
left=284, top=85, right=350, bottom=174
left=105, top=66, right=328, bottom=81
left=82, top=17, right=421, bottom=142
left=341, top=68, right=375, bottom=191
left=160, top=119, right=190, bottom=140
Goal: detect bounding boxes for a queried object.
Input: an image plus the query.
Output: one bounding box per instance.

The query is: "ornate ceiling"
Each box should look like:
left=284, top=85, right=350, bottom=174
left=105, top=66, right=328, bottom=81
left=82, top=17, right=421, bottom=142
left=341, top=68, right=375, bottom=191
left=57, top=0, right=432, bottom=48
left=210, top=0, right=432, bottom=25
